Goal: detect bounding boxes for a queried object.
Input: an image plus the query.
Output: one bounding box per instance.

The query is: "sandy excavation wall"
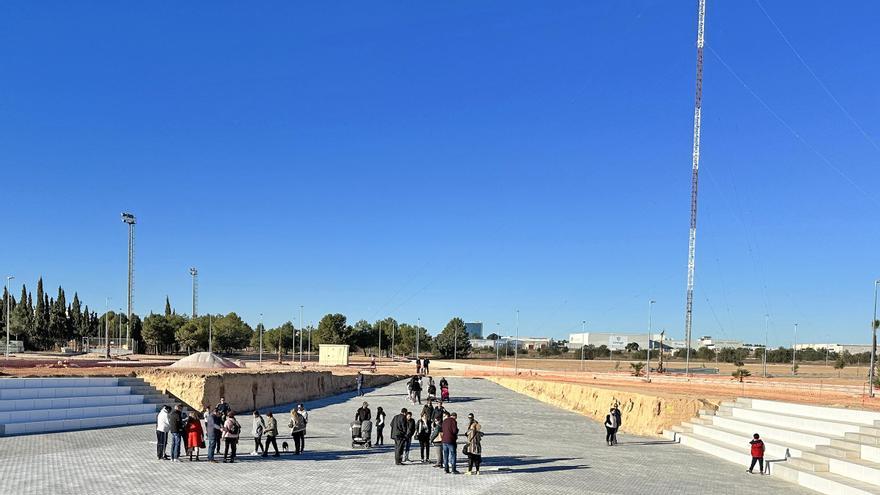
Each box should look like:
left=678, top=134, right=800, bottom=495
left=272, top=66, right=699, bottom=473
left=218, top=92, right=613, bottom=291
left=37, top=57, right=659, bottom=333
left=489, top=377, right=719, bottom=437
left=137, top=369, right=403, bottom=412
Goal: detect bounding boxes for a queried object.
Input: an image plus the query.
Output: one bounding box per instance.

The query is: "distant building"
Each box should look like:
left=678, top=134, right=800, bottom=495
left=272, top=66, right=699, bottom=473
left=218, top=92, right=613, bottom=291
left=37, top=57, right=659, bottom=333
left=568, top=332, right=671, bottom=351
left=794, top=343, right=872, bottom=354
left=699, top=336, right=743, bottom=350
left=469, top=338, right=499, bottom=349
left=465, top=322, right=483, bottom=339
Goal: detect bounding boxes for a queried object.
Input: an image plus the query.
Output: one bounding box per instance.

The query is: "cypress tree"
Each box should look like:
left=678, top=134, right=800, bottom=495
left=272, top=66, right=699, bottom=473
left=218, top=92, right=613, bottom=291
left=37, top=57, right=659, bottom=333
left=33, top=278, right=47, bottom=349
left=164, top=296, right=172, bottom=317
left=71, top=293, right=83, bottom=340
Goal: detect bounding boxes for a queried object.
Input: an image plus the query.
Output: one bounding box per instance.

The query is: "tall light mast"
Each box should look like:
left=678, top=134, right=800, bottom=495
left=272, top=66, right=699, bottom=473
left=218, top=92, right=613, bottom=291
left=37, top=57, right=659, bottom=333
left=684, top=0, right=706, bottom=377
left=121, top=212, right=136, bottom=350
left=189, top=267, right=199, bottom=318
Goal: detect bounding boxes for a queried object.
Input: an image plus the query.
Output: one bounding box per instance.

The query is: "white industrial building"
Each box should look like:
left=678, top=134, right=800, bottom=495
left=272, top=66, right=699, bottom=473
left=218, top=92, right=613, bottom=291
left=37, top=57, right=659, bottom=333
left=794, top=343, right=872, bottom=354
left=568, top=332, right=670, bottom=351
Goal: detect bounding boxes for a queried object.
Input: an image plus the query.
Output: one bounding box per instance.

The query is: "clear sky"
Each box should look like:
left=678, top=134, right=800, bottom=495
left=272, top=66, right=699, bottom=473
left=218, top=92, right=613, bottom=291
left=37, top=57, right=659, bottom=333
left=1, top=1, right=878, bottom=346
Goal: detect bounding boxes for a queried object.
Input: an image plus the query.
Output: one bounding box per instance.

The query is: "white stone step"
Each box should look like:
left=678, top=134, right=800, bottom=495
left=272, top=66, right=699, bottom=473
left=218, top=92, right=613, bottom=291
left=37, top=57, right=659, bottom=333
left=863, top=445, right=880, bottom=464
left=0, top=386, right=132, bottom=400
left=815, top=444, right=861, bottom=460
left=710, top=414, right=836, bottom=447
left=0, top=402, right=159, bottom=424
left=774, top=462, right=880, bottom=495
left=688, top=422, right=805, bottom=459
left=828, top=456, right=880, bottom=488
left=665, top=430, right=754, bottom=466
left=747, top=398, right=880, bottom=427
left=0, top=394, right=147, bottom=412
left=847, top=432, right=880, bottom=445
left=730, top=408, right=864, bottom=437
left=0, top=378, right=120, bottom=389
left=0, top=412, right=156, bottom=435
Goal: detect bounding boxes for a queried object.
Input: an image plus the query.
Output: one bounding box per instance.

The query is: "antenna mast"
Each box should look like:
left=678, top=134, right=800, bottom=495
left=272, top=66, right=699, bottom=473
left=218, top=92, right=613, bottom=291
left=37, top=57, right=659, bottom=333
left=684, top=0, right=706, bottom=376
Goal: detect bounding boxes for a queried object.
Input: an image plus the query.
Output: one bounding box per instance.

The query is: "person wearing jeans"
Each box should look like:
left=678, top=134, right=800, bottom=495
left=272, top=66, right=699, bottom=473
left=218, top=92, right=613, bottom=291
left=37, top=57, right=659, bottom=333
left=168, top=405, right=184, bottom=462
left=203, top=407, right=217, bottom=462
left=155, top=406, right=170, bottom=460
left=441, top=411, right=460, bottom=474
left=222, top=411, right=240, bottom=463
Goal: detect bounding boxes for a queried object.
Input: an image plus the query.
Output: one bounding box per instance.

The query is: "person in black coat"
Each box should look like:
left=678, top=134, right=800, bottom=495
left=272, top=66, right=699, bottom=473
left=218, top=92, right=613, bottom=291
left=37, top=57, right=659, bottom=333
left=403, top=411, right=417, bottom=462
left=410, top=376, right=422, bottom=404
left=355, top=402, right=371, bottom=422
left=389, top=408, right=408, bottom=465
left=168, top=405, right=184, bottom=461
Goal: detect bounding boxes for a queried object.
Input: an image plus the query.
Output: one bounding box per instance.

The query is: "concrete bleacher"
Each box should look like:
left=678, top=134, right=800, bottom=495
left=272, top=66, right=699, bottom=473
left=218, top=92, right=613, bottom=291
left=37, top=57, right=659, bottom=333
left=664, top=397, right=880, bottom=495
left=0, top=377, right=174, bottom=436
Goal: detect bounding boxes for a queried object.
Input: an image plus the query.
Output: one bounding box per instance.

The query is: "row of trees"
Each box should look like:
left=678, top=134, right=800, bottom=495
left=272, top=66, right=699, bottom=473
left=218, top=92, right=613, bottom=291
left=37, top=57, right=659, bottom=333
left=0, top=279, right=473, bottom=358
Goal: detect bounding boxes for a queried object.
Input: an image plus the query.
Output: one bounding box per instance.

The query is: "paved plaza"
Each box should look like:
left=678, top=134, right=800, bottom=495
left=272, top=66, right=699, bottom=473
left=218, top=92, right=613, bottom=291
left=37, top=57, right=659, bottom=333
left=0, top=377, right=814, bottom=495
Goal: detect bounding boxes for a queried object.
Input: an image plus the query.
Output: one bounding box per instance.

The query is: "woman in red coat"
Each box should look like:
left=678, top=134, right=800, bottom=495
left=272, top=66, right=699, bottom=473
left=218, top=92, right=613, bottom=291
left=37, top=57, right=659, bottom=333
left=185, top=411, right=205, bottom=461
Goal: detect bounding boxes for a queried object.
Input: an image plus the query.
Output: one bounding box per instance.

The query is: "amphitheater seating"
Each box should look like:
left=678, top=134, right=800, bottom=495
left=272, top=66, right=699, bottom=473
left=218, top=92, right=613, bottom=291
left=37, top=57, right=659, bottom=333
left=0, top=377, right=173, bottom=436
left=664, top=397, right=880, bottom=495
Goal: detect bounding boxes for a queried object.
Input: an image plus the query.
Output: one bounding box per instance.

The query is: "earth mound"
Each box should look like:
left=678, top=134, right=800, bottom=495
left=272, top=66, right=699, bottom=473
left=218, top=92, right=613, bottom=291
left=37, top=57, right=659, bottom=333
left=169, top=352, right=240, bottom=369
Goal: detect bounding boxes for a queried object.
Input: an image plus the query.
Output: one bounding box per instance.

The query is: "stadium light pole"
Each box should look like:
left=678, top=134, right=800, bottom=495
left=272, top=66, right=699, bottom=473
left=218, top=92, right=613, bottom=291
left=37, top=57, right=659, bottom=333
left=299, top=305, right=304, bottom=366
left=121, top=212, right=135, bottom=349
left=792, top=323, right=798, bottom=375
left=104, top=297, right=111, bottom=359
left=259, top=313, right=263, bottom=365
left=870, top=280, right=879, bottom=397
left=647, top=300, right=655, bottom=380
left=5, top=275, right=13, bottom=358
left=378, top=320, right=383, bottom=360
left=416, top=317, right=420, bottom=361
left=308, top=321, right=313, bottom=361
left=208, top=315, right=213, bottom=354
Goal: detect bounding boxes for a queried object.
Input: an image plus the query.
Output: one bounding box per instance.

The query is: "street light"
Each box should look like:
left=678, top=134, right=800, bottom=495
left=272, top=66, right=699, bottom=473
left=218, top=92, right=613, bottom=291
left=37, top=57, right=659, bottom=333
left=763, top=314, right=769, bottom=378
left=299, top=305, right=304, bottom=366
left=647, top=300, right=655, bottom=381
left=416, top=317, right=421, bottom=362
left=495, top=323, right=501, bottom=366
left=870, top=280, right=880, bottom=397
left=5, top=275, right=13, bottom=359
left=104, top=297, right=111, bottom=359
left=514, top=309, right=520, bottom=375
left=259, top=313, right=263, bottom=365
left=792, top=323, right=798, bottom=375
left=580, top=320, right=586, bottom=371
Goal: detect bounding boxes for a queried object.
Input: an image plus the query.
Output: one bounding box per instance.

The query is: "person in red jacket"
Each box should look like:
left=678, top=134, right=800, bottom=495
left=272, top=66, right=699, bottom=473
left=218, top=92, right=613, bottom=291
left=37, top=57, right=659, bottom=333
left=184, top=411, right=204, bottom=461
left=748, top=433, right=765, bottom=474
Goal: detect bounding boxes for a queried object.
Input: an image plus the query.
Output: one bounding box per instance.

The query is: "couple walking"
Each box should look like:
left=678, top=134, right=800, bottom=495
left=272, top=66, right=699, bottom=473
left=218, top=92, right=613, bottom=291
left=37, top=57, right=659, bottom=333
left=604, top=406, right=622, bottom=446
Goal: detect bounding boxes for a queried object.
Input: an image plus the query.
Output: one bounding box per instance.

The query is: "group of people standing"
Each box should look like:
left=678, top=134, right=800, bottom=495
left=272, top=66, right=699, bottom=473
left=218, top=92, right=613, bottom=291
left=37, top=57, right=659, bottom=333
left=363, top=395, right=483, bottom=475
left=155, top=398, right=309, bottom=464
left=406, top=375, right=449, bottom=405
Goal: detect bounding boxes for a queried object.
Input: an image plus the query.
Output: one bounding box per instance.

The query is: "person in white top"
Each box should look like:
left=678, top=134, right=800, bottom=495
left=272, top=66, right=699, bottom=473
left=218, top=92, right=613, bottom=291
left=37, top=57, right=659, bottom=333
left=155, top=406, right=171, bottom=460
left=296, top=404, right=309, bottom=450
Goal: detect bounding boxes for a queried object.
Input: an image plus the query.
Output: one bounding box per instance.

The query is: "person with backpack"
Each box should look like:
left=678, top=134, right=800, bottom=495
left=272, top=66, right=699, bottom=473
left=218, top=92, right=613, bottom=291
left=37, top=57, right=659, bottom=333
left=262, top=412, right=280, bottom=457
left=296, top=404, right=309, bottom=451
left=211, top=408, right=223, bottom=457
left=251, top=410, right=265, bottom=455
left=389, top=408, right=408, bottom=465
left=604, top=407, right=619, bottom=446
left=611, top=406, right=622, bottom=445
left=288, top=408, right=306, bottom=454
left=375, top=407, right=386, bottom=445
left=221, top=411, right=241, bottom=463
left=748, top=433, right=766, bottom=474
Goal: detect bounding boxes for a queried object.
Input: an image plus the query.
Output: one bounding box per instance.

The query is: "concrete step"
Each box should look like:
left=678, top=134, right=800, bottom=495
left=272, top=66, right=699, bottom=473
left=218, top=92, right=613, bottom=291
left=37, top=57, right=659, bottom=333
left=698, top=409, right=716, bottom=416
left=747, top=398, right=880, bottom=427
left=829, top=438, right=863, bottom=453
left=816, top=444, right=862, bottom=460
left=0, top=402, right=160, bottom=424
left=0, top=377, right=120, bottom=389
left=846, top=432, right=880, bottom=445
left=787, top=457, right=828, bottom=472
left=0, top=412, right=156, bottom=436
left=710, top=415, right=836, bottom=448
left=688, top=417, right=712, bottom=425
left=0, top=386, right=132, bottom=400
left=774, top=462, right=880, bottom=495
left=669, top=430, right=754, bottom=467
left=734, top=397, right=754, bottom=407
left=0, top=394, right=147, bottom=412
left=688, top=422, right=804, bottom=459
left=729, top=408, right=865, bottom=438
left=861, top=426, right=880, bottom=436
left=827, top=456, right=880, bottom=488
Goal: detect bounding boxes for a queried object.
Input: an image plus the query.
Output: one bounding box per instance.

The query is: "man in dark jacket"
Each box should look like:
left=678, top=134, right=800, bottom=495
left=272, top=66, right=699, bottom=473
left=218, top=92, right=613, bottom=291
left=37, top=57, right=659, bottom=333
left=355, top=402, right=371, bottom=422
left=441, top=411, right=460, bottom=474
left=403, top=411, right=416, bottom=462
left=168, top=404, right=184, bottom=461
left=389, top=408, right=408, bottom=465
left=410, top=376, right=422, bottom=405
left=432, top=401, right=445, bottom=424
left=422, top=357, right=430, bottom=374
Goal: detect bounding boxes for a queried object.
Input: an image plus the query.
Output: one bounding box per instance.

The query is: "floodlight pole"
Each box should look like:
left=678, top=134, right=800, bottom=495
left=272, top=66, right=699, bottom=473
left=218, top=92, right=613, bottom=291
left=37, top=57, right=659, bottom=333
left=5, top=275, right=13, bottom=359
left=763, top=314, right=769, bottom=378
left=496, top=323, right=500, bottom=366
left=870, top=280, right=879, bottom=397
left=121, top=212, right=136, bottom=350
left=580, top=320, right=586, bottom=371
left=299, top=305, right=304, bottom=366
left=514, top=309, right=519, bottom=375
left=416, top=317, right=420, bottom=361
left=259, top=313, right=263, bottom=365
left=105, top=297, right=111, bottom=359
left=792, top=323, right=798, bottom=375
left=647, top=300, right=655, bottom=381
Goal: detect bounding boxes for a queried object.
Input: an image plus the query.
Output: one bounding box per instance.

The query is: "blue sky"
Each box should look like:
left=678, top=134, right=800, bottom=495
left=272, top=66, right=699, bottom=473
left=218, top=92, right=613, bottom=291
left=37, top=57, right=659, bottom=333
left=1, top=1, right=878, bottom=346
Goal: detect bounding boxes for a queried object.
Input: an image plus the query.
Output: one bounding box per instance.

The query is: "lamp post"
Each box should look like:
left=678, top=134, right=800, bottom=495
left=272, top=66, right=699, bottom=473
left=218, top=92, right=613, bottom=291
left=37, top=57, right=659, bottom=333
left=580, top=320, right=586, bottom=371
left=259, top=313, right=263, bottom=365
left=299, top=305, right=304, bottom=366
left=495, top=323, right=500, bottom=366
left=792, top=323, right=798, bottom=375
left=763, top=314, right=769, bottom=378
left=514, top=309, right=519, bottom=375
left=104, top=297, right=111, bottom=359
left=208, top=315, right=213, bottom=353
left=121, top=212, right=135, bottom=349
left=870, top=280, right=879, bottom=397
left=5, top=275, right=13, bottom=359
left=416, top=317, right=421, bottom=361
left=391, top=319, right=396, bottom=361
left=453, top=319, right=457, bottom=361
left=378, top=320, right=383, bottom=360
left=308, top=322, right=312, bottom=361
left=647, top=300, right=655, bottom=380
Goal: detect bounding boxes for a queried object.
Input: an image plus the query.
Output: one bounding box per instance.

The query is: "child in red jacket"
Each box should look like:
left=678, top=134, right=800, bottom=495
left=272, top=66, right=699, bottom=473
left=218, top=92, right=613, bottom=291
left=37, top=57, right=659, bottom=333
left=748, top=433, right=765, bottom=474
